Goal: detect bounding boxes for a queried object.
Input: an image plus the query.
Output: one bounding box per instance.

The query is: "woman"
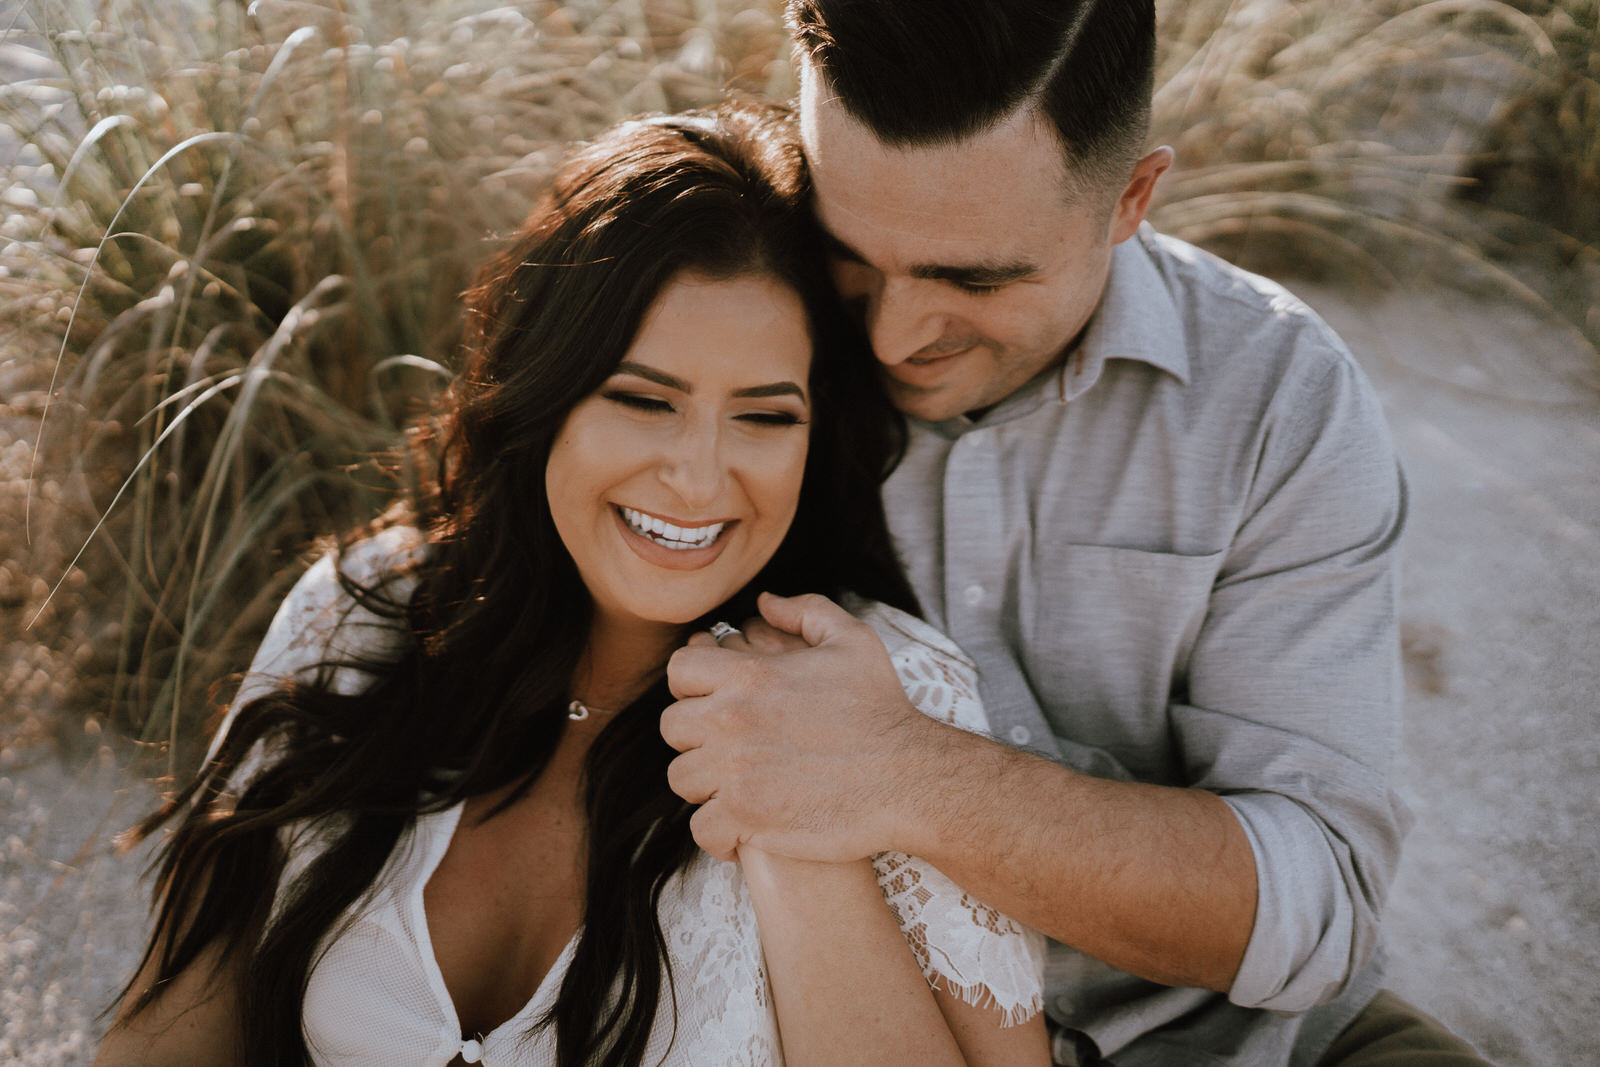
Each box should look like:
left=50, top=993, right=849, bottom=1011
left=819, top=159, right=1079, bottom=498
left=98, top=100, right=1047, bottom=1066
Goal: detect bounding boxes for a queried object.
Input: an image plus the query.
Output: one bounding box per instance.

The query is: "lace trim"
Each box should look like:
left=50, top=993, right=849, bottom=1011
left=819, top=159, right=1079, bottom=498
left=861, top=602, right=1049, bottom=1027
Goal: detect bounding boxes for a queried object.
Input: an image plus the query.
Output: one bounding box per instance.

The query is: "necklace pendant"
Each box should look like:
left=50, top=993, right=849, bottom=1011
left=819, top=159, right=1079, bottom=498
left=567, top=700, right=589, bottom=721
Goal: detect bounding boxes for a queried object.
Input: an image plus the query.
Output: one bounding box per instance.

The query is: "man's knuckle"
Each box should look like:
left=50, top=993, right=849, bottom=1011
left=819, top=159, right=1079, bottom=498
left=738, top=656, right=775, bottom=689
left=689, top=805, right=712, bottom=841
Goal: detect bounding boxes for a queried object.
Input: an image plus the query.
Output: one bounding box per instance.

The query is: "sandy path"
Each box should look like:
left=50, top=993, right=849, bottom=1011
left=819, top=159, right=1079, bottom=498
left=2, top=281, right=1596, bottom=1064
left=0, top=749, right=158, bottom=1064
left=1301, top=284, right=1600, bottom=1067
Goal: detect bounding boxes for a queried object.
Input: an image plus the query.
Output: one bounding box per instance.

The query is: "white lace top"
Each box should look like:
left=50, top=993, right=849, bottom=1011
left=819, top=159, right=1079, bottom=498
left=218, top=528, right=1044, bottom=1066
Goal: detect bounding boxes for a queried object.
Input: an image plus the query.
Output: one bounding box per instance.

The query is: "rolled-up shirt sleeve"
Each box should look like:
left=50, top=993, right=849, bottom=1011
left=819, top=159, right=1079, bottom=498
left=1175, top=347, right=1411, bottom=1012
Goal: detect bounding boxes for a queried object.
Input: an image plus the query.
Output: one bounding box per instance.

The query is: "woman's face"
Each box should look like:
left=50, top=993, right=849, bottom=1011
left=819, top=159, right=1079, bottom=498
left=546, top=269, right=814, bottom=631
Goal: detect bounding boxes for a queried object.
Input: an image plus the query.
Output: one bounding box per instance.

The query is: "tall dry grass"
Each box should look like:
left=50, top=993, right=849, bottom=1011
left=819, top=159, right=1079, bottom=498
left=0, top=0, right=792, bottom=769
left=1149, top=0, right=1598, bottom=345
left=1, top=0, right=1593, bottom=769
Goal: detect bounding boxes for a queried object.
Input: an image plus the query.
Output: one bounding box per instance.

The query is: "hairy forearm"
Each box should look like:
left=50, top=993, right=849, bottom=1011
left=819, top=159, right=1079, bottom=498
left=738, top=848, right=967, bottom=1067
left=891, top=719, right=1258, bottom=992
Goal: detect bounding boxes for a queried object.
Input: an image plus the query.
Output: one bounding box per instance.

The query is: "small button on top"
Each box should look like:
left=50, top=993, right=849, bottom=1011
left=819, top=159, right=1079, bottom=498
left=962, top=583, right=985, bottom=606
left=460, top=1038, right=484, bottom=1064
left=1008, top=725, right=1032, bottom=746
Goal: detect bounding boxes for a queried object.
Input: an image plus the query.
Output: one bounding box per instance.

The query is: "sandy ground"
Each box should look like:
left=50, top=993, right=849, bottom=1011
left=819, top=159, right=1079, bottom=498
left=2, top=280, right=1597, bottom=1064
left=1300, top=283, right=1600, bottom=1067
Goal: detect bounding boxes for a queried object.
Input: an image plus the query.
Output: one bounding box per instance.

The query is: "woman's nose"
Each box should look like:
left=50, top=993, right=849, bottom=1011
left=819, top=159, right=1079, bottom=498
left=657, top=420, right=727, bottom=510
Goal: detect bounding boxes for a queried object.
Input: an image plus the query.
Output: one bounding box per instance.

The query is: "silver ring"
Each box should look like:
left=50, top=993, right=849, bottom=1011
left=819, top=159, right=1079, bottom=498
left=709, top=621, right=742, bottom=644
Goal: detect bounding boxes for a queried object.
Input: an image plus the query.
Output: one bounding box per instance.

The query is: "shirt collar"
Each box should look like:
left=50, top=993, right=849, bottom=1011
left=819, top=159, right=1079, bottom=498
left=915, top=224, right=1191, bottom=436
left=1057, top=223, right=1190, bottom=403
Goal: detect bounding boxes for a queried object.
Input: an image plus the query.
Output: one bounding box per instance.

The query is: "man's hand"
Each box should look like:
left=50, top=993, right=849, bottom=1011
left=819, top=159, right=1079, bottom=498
left=661, top=592, right=932, bottom=863
left=666, top=598, right=1259, bottom=993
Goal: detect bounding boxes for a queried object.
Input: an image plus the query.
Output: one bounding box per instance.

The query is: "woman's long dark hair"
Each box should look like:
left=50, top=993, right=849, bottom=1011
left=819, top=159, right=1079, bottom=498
left=116, top=99, right=918, bottom=1066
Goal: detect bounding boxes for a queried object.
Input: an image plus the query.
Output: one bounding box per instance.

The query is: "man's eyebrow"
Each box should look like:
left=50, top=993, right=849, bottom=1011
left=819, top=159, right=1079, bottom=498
left=819, top=228, right=1036, bottom=287
left=614, top=362, right=808, bottom=403
left=911, top=261, right=1036, bottom=287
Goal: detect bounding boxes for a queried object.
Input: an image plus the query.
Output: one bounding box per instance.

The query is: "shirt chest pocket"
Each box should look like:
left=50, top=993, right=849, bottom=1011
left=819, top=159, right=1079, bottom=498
left=1020, top=542, right=1223, bottom=771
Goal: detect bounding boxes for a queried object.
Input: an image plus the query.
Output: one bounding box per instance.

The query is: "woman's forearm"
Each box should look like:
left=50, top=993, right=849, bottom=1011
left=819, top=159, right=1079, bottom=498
left=738, top=846, right=967, bottom=1067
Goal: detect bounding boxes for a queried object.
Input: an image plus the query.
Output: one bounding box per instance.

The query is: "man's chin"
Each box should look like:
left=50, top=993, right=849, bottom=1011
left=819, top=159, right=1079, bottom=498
left=886, top=386, right=968, bottom=424
left=880, top=378, right=933, bottom=417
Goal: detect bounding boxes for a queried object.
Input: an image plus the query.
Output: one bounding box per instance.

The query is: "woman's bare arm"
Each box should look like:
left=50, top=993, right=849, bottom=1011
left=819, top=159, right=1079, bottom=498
left=739, top=846, right=1049, bottom=1067
left=95, top=895, right=247, bottom=1066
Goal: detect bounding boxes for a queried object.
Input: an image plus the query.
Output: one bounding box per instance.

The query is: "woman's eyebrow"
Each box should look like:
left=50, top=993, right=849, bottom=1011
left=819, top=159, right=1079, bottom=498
left=614, top=362, right=807, bottom=403
left=615, top=361, right=689, bottom=390
left=732, top=382, right=807, bottom=401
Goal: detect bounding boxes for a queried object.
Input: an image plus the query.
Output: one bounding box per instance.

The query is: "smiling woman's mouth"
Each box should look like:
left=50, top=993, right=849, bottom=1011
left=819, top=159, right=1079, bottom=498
left=616, top=505, right=729, bottom=550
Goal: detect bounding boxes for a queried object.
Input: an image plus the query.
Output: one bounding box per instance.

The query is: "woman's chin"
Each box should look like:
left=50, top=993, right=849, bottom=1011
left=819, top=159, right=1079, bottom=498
left=650, top=598, right=742, bottom=628
left=595, top=591, right=745, bottom=632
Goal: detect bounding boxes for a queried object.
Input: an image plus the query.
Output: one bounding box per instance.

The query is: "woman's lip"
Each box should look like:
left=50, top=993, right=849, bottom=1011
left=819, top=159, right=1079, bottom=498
left=611, top=507, right=736, bottom=571
left=617, top=503, right=735, bottom=529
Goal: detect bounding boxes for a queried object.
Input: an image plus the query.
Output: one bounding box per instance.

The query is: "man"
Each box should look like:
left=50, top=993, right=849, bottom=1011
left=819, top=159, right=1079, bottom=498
left=661, top=2, right=1488, bottom=1063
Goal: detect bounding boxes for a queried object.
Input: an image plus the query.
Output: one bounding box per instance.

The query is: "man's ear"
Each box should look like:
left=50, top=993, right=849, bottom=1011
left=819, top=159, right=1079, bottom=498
left=1110, top=146, right=1174, bottom=244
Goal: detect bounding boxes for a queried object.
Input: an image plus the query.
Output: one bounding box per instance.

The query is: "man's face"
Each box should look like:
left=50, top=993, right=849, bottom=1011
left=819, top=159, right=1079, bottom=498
left=800, top=66, right=1165, bottom=422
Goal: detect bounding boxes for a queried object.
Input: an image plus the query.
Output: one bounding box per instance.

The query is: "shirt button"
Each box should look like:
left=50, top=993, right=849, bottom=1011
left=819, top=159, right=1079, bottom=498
left=962, top=583, right=985, bottom=606
left=460, top=1038, right=484, bottom=1063
left=1008, top=725, right=1032, bottom=746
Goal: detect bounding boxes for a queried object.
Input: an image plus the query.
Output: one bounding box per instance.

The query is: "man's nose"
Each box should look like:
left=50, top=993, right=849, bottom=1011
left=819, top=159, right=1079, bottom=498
left=836, top=264, right=945, bottom=366
left=657, top=420, right=727, bottom=510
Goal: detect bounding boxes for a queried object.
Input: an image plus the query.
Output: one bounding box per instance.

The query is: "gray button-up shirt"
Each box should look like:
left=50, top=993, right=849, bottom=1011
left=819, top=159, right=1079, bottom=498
left=883, top=226, right=1410, bottom=1066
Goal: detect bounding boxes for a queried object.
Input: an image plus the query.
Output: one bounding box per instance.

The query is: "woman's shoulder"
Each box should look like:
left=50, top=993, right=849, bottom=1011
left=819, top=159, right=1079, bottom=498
left=320, top=523, right=429, bottom=595
left=231, top=526, right=427, bottom=706
left=842, top=597, right=976, bottom=671
left=208, top=525, right=430, bottom=776
left=841, top=597, right=989, bottom=735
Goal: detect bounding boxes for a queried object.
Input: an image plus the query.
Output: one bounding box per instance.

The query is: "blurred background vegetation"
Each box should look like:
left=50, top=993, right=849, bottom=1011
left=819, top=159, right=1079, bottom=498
left=1, top=0, right=1595, bottom=774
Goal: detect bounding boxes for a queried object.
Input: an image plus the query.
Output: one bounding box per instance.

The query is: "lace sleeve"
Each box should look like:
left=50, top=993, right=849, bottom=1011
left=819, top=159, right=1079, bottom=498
left=854, top=602, right=1048, bottom=1027
left=203, top=529, right=425, bottom=913
left=205, top=526, right=423, bottom=779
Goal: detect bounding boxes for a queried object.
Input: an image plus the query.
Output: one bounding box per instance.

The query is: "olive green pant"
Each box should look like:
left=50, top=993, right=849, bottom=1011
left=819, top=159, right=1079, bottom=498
left=1049, top=990, right=1492, bottom=1066
left=1314, top=990, right=1494, bottom=1066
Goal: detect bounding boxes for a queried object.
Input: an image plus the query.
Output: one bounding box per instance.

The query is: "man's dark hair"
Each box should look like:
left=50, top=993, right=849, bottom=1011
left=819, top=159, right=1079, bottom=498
left=788, top=0, right=1156, bottom=192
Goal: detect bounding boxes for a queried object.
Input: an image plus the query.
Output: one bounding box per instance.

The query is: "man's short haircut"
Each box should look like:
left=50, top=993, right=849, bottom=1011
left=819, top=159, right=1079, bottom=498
left=788, top=0, right=1156, bottom=195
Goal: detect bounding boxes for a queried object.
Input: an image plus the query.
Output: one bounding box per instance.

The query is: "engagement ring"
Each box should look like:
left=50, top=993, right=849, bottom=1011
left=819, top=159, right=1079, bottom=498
left=709, top=621, right=742, bottom=644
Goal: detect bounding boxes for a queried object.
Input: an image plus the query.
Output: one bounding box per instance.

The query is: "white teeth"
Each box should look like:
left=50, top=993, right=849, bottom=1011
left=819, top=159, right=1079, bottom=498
left=619, top=506, right=726, bottom=550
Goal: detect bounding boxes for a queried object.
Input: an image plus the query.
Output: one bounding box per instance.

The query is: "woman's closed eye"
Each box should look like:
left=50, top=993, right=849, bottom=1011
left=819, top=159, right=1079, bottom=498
left=604, top=391, right=806, bottom=427
left=604, top=391, right=674, bottom=414
left=736, top=410, right=807, bottom=427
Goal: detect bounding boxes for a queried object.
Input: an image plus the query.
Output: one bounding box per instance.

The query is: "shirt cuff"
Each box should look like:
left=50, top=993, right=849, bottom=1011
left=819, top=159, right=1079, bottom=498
left=1223, top=791, right=1358, bottom=1012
